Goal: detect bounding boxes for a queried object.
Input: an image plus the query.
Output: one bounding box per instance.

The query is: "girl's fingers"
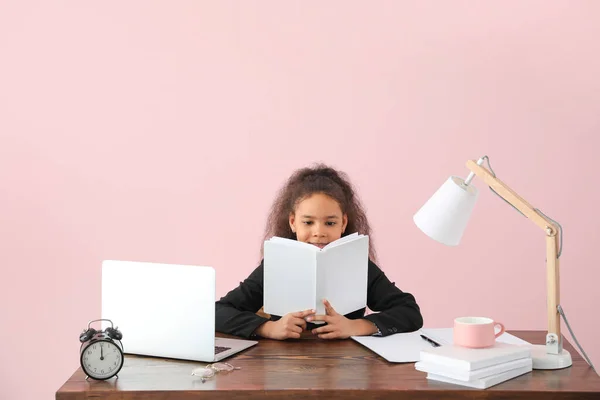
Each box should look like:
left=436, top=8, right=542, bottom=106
left=323, top=299, right=338, bottom=315
left=292, top=309, right=316, bottom=318
left=318, top=331, right=339, bottom=339
left=312, top=324, right=334, bottom=335
left=288, top=331, right=301, bottom=339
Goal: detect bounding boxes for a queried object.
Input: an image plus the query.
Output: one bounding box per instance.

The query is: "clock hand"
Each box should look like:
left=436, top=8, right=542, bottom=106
left=100, top=344, right=104, bottom=360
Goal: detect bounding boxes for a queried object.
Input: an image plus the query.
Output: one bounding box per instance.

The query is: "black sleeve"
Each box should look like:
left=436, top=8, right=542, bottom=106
left=362, top=260, right=423, bottom=336
left=215, top=261, right=270, bottom=338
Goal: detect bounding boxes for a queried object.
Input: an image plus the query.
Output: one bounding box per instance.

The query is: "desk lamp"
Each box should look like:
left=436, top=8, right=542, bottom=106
left=413, top=155, right=572, bottom=370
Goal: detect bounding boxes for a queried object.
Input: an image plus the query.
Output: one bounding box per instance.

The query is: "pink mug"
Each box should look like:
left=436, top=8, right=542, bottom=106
left=453, top=317, right=505, bottom=348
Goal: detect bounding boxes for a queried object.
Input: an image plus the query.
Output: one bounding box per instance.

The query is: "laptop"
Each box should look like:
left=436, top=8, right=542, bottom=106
left=101, top=260, right=258, bottom=362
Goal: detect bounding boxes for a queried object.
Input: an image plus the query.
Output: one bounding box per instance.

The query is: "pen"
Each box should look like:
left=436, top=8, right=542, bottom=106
left=420, top=334, right=441, bottom=347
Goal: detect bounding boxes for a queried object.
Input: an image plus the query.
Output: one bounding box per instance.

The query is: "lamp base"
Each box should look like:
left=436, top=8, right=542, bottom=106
left=531, top=344, right=572, bottom=370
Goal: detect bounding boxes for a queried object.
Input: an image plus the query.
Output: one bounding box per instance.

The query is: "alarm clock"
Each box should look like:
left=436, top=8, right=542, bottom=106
left=79, top=319, right=124, bottom=380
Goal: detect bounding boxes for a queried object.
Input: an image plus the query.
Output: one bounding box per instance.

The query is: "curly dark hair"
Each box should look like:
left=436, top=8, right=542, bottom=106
left=262, top=163, right=376, bottom=261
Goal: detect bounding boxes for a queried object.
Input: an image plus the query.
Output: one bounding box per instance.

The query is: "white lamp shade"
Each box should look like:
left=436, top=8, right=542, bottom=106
left=413, top=176, right=479, bottom=246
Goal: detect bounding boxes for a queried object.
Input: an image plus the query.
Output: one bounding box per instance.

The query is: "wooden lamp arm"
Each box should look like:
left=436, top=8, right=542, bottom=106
left=465, top=159, right=563, bottom=354
left=465, top=160, right=558, bottom=235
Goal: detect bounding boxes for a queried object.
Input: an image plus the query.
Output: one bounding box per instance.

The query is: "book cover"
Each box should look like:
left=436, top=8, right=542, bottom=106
left=416, top=357, right=532, bottom=381
left=263, top=233, right=369, bottom=316
left=419, top=342, right=531, bottom=371
left=426, top=364, right=533, bottom=389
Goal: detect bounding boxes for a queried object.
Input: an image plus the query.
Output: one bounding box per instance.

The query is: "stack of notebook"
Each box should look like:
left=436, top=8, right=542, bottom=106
left=415, top=341, right=533, bottom=389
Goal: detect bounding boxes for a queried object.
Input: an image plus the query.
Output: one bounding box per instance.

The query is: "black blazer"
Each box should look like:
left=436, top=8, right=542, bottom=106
left=215, top=259, right=424, bottom=338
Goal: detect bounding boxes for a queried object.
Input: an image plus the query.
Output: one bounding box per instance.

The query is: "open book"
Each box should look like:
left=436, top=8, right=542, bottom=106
left=263, top=233, right=369, bottom=317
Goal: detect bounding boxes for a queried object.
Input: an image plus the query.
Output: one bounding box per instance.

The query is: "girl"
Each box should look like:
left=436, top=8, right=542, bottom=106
left=215, top=164, right=423, bottom=340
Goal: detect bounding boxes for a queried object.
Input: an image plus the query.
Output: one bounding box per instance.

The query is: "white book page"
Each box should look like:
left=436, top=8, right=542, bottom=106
left=322, top=232, right=360, bottom=250
left=351, top=331, right=432, bottom=363
left=263, top=241, right=317, bottom=316
left=268, top=236, right=316, bottom=249
left=315, top=235, right=368, bottom=316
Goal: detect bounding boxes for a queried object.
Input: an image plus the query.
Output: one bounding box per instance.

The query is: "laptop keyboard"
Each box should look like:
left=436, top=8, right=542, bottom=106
left=215, top=345, right=231, bottom=355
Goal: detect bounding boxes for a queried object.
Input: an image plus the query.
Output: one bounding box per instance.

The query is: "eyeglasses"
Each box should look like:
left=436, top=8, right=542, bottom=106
left=191, top=362, right=241, bottom=383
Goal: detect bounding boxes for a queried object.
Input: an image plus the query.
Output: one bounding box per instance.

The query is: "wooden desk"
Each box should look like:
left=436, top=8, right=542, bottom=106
left=56, top=331, right=600, bottom=399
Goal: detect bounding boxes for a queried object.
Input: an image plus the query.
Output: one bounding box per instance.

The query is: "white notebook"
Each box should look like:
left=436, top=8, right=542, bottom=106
left=416, top=357, right=532, bottom=381
left=427, top=364, right=533, bottom=389
left=263, top=233, right=369, bottom=316
left=419, top=342, right=531, bottom=371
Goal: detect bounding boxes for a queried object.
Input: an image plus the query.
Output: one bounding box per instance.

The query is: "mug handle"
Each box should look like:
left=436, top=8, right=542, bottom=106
left=494, top=322, right=505, bottom=338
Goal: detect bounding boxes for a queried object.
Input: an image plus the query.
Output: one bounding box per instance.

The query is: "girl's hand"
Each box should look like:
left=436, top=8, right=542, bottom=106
left=257, top=309, right=315, bottom=340
left=308, top=299, right=378, bottom=339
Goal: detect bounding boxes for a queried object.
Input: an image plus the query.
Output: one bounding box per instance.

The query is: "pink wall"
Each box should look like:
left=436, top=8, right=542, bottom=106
left=1, top=2, right=599, bottom=399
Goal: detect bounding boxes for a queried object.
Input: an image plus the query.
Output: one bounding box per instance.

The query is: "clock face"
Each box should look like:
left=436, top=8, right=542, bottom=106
left=81, top=340, right=123, bottom=380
